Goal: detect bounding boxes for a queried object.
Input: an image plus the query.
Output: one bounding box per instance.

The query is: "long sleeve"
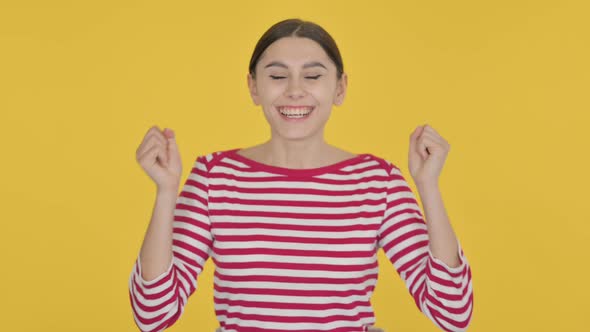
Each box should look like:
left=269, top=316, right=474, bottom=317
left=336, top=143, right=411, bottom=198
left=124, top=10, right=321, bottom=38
left=128, top=155, right=213, bottom=332
left=377, top=163, right=474, bottom=332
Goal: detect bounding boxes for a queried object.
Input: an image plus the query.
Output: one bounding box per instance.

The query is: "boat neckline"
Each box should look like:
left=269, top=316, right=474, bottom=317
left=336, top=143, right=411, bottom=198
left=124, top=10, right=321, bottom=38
left=225, top=148, right=369, bottom=176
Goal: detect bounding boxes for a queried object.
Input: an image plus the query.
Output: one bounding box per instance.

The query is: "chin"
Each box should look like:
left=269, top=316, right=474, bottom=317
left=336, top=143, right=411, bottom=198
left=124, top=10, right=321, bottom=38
left=274, top=128, right=323, bottom=141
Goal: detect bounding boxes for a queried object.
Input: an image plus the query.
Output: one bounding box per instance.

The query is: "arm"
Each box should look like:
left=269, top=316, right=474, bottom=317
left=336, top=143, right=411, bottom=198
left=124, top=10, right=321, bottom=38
left=416, top=182, right=460, bottom=269
left=378, top=163, right=473, bottom=332
left=128, top=155, right=213, bottom=332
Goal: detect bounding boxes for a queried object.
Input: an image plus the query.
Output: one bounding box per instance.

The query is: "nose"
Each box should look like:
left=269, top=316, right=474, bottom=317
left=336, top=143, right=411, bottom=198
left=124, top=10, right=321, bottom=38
left=285, top=77, right=306, bottom=98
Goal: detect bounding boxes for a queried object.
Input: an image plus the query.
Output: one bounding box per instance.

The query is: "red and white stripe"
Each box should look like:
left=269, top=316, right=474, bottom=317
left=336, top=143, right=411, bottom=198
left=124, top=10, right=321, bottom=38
left=129, top=148, right=473, bottom=332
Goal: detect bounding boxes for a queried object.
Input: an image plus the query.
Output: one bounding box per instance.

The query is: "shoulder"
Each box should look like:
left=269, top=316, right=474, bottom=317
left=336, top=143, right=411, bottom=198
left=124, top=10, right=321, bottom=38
left=363, top=153, right=401, bottom=176
left=193, top=148, right=241, bottom=172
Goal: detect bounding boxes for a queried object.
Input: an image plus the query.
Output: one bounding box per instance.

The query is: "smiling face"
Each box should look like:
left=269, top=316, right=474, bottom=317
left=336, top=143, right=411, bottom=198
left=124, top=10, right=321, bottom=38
left=247, top=36, right=347, bottom=142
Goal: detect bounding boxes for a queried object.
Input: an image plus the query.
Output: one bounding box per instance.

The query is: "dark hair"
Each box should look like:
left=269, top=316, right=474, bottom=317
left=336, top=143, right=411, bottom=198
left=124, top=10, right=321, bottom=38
left=248, top=18, right=344, bottom=81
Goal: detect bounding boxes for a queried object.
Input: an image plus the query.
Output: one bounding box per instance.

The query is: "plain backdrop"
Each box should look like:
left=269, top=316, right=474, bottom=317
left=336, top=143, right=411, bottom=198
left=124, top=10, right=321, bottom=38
left=0, top=0, right=588, bottom=331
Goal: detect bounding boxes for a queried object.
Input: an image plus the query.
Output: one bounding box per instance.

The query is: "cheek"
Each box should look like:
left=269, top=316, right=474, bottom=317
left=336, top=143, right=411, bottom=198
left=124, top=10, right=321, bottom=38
left=315, top=87, right=337, bottom=103
left=314, top=80, right=337, bottom=94
left=259, top=85, right=283, bottom=102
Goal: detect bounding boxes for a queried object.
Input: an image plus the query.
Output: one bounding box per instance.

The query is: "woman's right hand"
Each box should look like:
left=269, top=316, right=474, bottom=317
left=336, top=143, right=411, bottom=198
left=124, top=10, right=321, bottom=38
left=136, top=125, right=183, bottom=192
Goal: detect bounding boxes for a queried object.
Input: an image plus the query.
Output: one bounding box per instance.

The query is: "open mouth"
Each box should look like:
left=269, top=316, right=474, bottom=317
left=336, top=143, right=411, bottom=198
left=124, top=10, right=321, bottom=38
left=276, top=106, right=315, bottom=121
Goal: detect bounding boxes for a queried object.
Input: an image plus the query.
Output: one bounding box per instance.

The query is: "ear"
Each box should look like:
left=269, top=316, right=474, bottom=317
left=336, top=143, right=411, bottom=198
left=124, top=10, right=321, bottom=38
left=247, top=73, right=260, bottom=105
left=333, top=72, right=348, bottom=106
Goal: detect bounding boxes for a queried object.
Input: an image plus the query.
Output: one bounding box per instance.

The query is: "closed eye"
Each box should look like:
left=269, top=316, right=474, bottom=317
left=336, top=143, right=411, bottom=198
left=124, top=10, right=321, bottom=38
left=270, top=75, right=322, bottom=80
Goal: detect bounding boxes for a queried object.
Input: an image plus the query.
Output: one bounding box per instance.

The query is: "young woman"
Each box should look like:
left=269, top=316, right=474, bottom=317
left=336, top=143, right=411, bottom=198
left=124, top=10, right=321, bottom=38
left=130, top=18, right=473, bottom=332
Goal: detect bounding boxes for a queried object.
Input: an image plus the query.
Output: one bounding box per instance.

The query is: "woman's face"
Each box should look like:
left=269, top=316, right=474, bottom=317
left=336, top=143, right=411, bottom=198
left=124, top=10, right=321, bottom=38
left=247, top=36, right=347, bottom=141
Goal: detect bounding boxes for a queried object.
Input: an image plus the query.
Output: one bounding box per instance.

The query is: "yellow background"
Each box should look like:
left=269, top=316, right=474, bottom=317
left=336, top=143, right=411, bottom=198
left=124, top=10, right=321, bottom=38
left=1, top=0, right=588, bottom=331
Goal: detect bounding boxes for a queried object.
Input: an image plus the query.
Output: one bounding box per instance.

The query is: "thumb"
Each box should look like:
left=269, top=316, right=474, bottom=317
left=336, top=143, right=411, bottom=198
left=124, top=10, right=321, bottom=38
left=164, top=128, right=180, bottom=165
left=409, top=126, right=420, bottom=149
left=164, top=128, right=176, bottom=142
left=164, top=129, right=177, bottom=151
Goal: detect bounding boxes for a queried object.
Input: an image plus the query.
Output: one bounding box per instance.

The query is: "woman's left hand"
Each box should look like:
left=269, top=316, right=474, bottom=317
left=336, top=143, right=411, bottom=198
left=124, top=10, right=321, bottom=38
left=408, top=124, right=450, bottom=186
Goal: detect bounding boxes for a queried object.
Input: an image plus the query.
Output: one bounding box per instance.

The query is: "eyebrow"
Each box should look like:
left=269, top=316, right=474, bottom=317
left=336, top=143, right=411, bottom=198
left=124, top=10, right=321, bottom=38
left=263, top=61, right=327, bottom=70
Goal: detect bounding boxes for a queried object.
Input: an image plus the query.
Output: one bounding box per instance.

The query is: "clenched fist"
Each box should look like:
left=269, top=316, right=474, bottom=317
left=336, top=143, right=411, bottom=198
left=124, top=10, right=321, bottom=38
left=135, top=125, right=183, bottom=192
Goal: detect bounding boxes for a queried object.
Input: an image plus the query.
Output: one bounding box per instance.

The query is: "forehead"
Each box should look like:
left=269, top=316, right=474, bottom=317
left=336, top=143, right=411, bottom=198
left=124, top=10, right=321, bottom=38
left=259, top=37, right=332, bottom=69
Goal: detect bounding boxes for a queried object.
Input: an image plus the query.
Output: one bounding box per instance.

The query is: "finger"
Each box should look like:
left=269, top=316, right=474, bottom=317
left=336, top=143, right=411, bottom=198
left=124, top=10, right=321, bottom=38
left=138, top=145, right=159, bottom=167
left=136, top=135, right=166, bottom=160
left=147, top=125, right=162, bottom=137
left=141, top=143, right=168, bottom=168
left=423, top=124, right=448, bottom=144
left=419, top=135, right=446, bottom=157
left=163, top=128, right=176, bottom=146
left=148, top=126, right=168, bottom=146
left=417, top=135, right=439, bottom=159
left=420, top=130, right=447, bottom=147
left=413, top=125, right=425, bottom=139
left=147, top=131, right=168, bottom=150
left=409, top=125, right=424, bottom=149
left=143, top=125, right=163, bottom=146
left=422, top=124, right=440, bottom=136
left=165, top=129, right=178, bottom=159
left=137, top=126, right=166, bottom=156
left=156, top=144, right=169, bottom=168
left=137, top=137, right=165, bottom=163
left=416, top=137, right=429, bottom=160
left=422, top=124, right=434, bottom=132
left=162, top=127, right=175, bottom=139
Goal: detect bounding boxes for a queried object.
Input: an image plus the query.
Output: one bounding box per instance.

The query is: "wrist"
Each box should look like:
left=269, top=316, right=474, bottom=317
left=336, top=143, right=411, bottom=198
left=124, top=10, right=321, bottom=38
left=157, top=185, right=179, bottom=196
left=415, top=180, right=439, bottom=193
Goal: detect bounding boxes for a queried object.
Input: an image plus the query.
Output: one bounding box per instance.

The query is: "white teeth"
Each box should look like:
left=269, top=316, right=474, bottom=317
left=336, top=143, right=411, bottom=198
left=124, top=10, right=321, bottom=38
left=277, top=107, right=314, bottom=117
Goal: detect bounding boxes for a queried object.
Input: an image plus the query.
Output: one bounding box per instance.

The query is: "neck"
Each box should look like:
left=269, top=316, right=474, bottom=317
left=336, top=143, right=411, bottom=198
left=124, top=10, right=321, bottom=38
left=261, top=136, right=332, bottom=169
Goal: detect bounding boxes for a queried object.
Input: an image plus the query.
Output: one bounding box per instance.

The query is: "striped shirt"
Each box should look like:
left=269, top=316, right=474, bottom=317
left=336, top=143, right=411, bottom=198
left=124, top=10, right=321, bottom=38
left=128, top=148, right=474, bottom=332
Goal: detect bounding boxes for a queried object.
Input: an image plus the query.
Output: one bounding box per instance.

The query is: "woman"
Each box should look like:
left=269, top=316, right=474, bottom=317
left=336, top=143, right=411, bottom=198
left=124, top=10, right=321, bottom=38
left=130, top=18, right=473, bottom=332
